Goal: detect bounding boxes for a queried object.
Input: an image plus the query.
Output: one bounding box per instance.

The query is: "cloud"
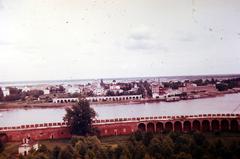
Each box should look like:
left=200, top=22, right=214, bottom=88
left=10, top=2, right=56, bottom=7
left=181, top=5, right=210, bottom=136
left=0, top=40, right=13, bottom=46
left=175, top=31, right=197, bottom=42
left=123, top=27, right=168, bottom=52
left=0, top=0, right=4, bottom=10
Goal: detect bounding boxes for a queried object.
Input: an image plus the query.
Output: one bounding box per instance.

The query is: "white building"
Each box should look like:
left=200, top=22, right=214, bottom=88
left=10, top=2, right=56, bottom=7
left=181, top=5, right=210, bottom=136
left=2, top=87, right=10, bottom=97
left=21, top=86, right=31, bottom=92
left=43, top=89, right=50, bottom=95
left=18, top=138, right=38, bottom=156
left=109, top=85, right=123, bottom=94
left=66, top=86, right=81, bottom=94
left=86, top=95, right=142, bottom=102
left=52, top=97, right=79, bottom=103
left=151, top=82, right=165, bottom=99
left=129, top=84, right=139, bottom=93
left=93, top=83, right=105, bottom=96
left=164, top=89, right=182, bottom=102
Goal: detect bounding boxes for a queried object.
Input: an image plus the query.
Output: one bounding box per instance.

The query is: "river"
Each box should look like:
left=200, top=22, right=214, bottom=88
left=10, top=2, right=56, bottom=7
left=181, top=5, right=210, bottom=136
left=0, top=93, right=240, bottom=127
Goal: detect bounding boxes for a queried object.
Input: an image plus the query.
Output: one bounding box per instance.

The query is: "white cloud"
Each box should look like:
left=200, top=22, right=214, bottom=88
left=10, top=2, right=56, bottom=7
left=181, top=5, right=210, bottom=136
left=122, top=27, right=168, bottom=52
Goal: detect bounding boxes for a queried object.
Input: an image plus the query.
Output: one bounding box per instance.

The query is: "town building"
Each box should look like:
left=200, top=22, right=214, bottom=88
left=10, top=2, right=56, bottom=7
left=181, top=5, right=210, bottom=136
left=66, top=86, right=81, bottom=94
left=151, top=82, right=165, bottom=99
left=86, top=95, right=142, bottom=102
left=52, top=97, right=79, bottom=103
left=21, top=86, right=31, bottom=92
left=43, top=89, right=50, bottom=95
left=93, top=83, right=105, bottom=96
left=164, top=89, right=182, bottom=102
left=18, top=138, right=38, bottom=156
left=129, top=84, right=139, bottom=93
left=2, top=87, right=10, bottom=97
left=179, top=83, right=218, bottom=98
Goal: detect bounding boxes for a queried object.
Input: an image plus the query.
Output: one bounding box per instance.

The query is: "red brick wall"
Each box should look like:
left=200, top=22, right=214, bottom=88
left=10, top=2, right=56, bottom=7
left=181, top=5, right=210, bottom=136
left=3, top=122, right=139, bottom=141
left=2, top=114, right=239, bottom=142
left=5, top=127, right=71, bottom=142
left=96, top=122, right=138, bottom=136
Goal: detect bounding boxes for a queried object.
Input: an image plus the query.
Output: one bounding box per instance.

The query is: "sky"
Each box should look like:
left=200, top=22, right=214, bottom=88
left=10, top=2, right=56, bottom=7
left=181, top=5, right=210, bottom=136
left=0, top=0, right=240, bottom=82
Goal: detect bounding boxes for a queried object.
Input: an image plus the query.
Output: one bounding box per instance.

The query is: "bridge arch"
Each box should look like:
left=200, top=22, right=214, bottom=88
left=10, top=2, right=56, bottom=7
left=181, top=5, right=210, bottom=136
left=156, top=122, right=164, bottom=133
left=165, top=122, right=173, bottom=132
left=174, top=121, right=182, bottom=132
left=138, top=123, right=146, bottom=132
left=183, top=121, right=191, bottom=132
left=230, top=119, right=238, bottom=132
left=192, top=120, right=201, bottom=131
left=202, top=120, right=210, bottom=132
left=147, top=123, right=155, bottom=132
left=212, top=120, right=220, bottom=131
left=221, top=119, right=229, bottom=131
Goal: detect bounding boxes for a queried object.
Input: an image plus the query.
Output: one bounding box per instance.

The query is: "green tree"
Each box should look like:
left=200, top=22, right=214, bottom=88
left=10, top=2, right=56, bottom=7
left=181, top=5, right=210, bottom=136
left=193, top=131, right=206, bottom=146
left=60, top=146, right=74, bottom=159
left=64, top=100, right=97, bottom=135
left=37, top=144, right=49, bottom=154
left=0, top=140, right=4, bottom=153
left=161, top=136, right=174, bottom=158
left=51, top=146, right=61, bottom=159
left=73, top=136, right=101, bottom=157
left=143, top=132, right=154, bottom=146
left=0, top=87, right=4, bottom=101
left=175, top=152, right=192, bottom=159
left=148, top=137, right=163, bottom=159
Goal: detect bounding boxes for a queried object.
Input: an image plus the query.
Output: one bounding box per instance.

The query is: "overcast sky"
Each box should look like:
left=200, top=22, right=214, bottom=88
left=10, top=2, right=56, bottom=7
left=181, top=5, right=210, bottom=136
left=0, top=0, right=240, bottom=82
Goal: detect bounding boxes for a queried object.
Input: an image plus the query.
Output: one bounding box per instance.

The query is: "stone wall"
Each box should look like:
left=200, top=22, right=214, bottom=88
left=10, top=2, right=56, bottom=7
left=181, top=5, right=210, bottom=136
left=1, top=114, right=239, bottom=142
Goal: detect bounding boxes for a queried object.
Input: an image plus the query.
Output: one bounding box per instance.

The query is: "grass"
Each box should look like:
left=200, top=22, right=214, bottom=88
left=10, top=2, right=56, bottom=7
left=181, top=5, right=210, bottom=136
left=0, top=142, right=19, bottom=159
left=38, top=139, right=71, bottom=150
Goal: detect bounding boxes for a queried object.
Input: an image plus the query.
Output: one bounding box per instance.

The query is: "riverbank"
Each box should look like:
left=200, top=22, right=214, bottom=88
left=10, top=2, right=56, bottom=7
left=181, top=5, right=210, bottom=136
left=0, top=102, right=72, bottom=110
left=0, top=91, right=239, bottom=110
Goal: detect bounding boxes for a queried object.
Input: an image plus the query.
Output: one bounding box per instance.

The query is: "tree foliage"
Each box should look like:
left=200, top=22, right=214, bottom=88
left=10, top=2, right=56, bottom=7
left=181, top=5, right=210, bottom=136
left=64, top=100, right=97, bottom=136
left=5, top=131, right=240, bottom=159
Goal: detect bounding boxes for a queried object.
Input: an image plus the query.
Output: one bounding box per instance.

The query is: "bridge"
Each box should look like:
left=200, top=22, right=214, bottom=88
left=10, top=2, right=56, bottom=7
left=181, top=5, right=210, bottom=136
left=0, top=113, right=239, bottom=141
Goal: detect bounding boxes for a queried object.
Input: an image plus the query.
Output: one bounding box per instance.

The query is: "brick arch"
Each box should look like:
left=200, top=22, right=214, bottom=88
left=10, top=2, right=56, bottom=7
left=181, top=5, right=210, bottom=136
left=183, top=121, right=191, bottom=132
left=192, top=120, right=201, bottom=131
left=212, top=120, right=220, bottom=131
left=202, top=120, right=210, bottom=132
left=0, top=133, right=8, bottom=142
left=221, top=119, right=229, bottom=131
left=156, top=122, right=164, bottom=133
left=174, top=121, right=182, bottom=132
left=147, top=122, right=155, bottom=132
left=230, top=119, right=238, bottom=132
left=138, top=123, right=146, bottom=132
left=165, top=122, right=173, bottom=132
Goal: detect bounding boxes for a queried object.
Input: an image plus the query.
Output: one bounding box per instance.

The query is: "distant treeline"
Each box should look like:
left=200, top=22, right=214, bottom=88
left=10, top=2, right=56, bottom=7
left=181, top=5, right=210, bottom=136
left=216, top=78, right=240, bottom=91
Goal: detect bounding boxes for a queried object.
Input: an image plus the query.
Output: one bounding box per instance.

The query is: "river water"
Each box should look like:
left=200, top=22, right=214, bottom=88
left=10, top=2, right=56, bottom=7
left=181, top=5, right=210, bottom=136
left=0, top=93, right=240, bottom=127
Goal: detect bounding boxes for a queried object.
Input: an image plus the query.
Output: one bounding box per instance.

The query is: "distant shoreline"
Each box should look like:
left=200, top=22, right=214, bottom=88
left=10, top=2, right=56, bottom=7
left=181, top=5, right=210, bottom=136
left=1, top=73, right=240, bottom=86
left=0, top=91, right=238, bottom=110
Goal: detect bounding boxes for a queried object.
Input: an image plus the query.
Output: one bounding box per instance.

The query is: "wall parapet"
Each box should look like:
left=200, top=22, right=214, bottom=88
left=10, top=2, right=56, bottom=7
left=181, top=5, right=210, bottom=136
left=1, top=114, right=239, bottom=131
left=92, top=113, right=240, bottom=124
left=0, top=122, right=68, bottom=132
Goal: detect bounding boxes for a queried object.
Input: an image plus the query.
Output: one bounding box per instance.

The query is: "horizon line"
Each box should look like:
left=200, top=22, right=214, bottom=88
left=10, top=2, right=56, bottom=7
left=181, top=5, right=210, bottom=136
left=1, top=73, right=240, bottom=84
